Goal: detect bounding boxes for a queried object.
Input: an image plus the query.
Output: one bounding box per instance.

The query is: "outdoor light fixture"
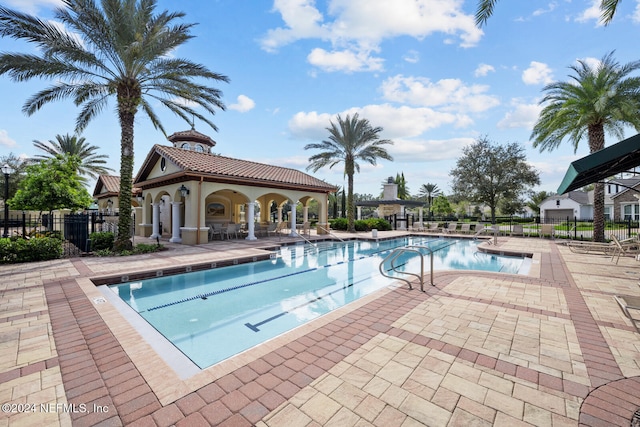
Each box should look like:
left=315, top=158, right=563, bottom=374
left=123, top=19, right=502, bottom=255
left=136, top=193, right=144, bottom=204
left=2, top=163, right=14, bottom=238
left=179, top=184, right=190, bottom=197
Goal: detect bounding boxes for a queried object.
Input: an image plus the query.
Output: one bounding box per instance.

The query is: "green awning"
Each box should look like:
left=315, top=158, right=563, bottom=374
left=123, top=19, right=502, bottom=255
left=557, top=133, right=640, bottom=194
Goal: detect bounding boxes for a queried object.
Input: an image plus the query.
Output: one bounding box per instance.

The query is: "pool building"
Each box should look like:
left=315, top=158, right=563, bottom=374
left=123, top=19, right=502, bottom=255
left=94, top=126, right=337, bottom=245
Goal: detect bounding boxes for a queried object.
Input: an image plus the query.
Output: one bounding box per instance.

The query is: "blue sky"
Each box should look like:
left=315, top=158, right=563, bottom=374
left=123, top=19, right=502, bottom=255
left=0, top=0, right=639, bottom=199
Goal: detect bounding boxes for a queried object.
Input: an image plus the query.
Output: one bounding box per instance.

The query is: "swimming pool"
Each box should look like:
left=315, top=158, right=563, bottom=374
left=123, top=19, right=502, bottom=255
left=108, top=236, right=528, bottom=369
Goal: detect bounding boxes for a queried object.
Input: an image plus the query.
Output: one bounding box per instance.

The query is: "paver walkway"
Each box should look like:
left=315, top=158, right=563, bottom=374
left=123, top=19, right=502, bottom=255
left=1, top=232, right=640, bottom=426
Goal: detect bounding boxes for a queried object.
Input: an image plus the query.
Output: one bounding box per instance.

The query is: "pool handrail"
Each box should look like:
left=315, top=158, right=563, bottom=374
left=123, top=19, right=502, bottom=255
left=316, top=225, right=345, bottom=242
left=379, top=245, right=436, bottom=291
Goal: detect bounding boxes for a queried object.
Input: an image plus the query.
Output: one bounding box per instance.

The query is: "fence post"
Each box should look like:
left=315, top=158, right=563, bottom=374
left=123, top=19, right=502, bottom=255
left=628, top=217, right=632, bottom=239
left=574, top=217, right=577, bottom=240
left=21, top=211, right=26, bottom=238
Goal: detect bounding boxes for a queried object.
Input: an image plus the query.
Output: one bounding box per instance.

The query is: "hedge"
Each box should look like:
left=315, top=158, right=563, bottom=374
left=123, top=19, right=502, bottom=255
left=90, top=232, right=115, bottom=251
left=329, top=218, right=392, bottom=231
left=0, top=237, right=63, bottom=264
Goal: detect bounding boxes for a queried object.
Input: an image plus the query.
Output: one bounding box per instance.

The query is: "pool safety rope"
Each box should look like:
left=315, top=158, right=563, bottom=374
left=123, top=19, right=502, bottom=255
left=144, top=237, right=442, bottom=313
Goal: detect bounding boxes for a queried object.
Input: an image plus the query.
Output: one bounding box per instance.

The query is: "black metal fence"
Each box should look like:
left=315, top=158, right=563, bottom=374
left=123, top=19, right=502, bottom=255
left=0, top=212, right=127, bottom=257
left=386, top=213, right=638, bottom=241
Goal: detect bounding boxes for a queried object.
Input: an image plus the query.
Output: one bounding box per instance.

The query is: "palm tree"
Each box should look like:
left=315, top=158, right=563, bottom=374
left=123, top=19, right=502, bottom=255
left=531, top=51, right=640, bottom=242
left=33, top=134, right=114, bottom=180
left=418, top=183, right=440, bottom=218
left=475, top=0, right=620, bottom=26
left=305, top=113, right=393, bottom=232
left=0, top=0, right=229, bottom=251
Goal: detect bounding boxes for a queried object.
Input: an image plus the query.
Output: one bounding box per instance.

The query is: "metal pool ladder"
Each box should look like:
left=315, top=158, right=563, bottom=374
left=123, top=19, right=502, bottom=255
left=379, top=245, right=434, bottom=292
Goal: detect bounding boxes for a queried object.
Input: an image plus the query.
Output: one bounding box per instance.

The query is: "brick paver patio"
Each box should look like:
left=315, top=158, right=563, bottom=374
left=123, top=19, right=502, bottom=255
left=1, top=231, right=640, bottom=426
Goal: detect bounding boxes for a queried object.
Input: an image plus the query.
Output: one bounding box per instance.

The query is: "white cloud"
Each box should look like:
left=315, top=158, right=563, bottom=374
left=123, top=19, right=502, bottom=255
left=3, top=0, right=63, bottom=14
left=522, top=61, right=554, bottom=85
left=288, top=103, right=464, bottom=143
left=575, top=0, right=603, bottom=25
left=497, top=101, right=542, bottom=129
left=474, top=63, right=495, bottom=77
left=0, top=130, right=17, bottom=148
left=532, top=2, right=557, bottom=17
left=634, top=2, right=640, bottom=23
left=307, top=48, right=383, bottom=72
left=380, top=74, right=500, bottom=114
left=403, top=50, right=419, bottom=64
left=261, top=0, right=483, bottom=72
left=228, top=95, right=256, bottom=112
left=390, top=137, right=475, bottom=162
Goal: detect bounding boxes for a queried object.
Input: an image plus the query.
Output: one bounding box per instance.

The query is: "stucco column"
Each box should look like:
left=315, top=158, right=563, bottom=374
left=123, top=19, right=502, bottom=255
left=399, top=206, right=406, bottom=230
left=289, top=200, right=298, bottom=236
left=169, top=202, right=182, bottom=243
left=357, top=206, right=362, bottom=220
left=150, top=203, right=161, bottom=239
left=277, top=206, right=283, bottom=223
left=303, top=206, right=309, bottom=223
left=419, top=207, right=424, bottom=223
left=245, top=202, right=257, bottom=240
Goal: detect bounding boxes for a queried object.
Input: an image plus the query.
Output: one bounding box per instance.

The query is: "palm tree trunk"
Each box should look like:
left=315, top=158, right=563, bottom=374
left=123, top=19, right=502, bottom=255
left=347, top=173, right=355, bottom=232
left=589, top=124, right=606, bottom=242
left=114, top=85, right=138, bottom=251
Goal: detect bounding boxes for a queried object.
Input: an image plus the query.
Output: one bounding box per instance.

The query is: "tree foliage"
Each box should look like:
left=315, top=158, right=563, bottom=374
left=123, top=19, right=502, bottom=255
left=306, top=113, right=393, bottom=232
left=450, top=137, right=540, bottom=223
left=10, top=154, right=93, bottom=213
left=0, top=153, right=28, bottom=199
left=32, top=134, right=114, bottom=180
left=476, top=0, right=621, bottom=27
left=527, top=191, right=553, bottom=215
left=431, top=194, right=453, bottom=216
left=0, top=0, right=229, bottom=250
left=531, top=51, right=640, bottom=241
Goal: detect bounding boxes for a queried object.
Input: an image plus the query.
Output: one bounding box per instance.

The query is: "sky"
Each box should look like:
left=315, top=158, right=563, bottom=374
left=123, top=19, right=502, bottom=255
left=0, top=0, right=639, bottom=200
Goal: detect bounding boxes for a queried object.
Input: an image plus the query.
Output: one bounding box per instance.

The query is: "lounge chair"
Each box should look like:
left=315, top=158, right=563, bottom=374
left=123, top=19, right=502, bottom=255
left=473, top=224, right=486, bottom=238
left=424, top=223, right=439, bottom=233
left=610, top=235, right=640, bottom=264
left=270, top=221, right=288, bottom=238
left=459, top=223, right=471, bottom=234
left=410, top=222, right=424, bottom=232
left=614, top=295, right=640, bottom=333
left=511, top=224, right=525, bottom=237
left=539, top=224, right=555, bottom=239
left=443, top=222, right=457, bottom=233
left=301, top=221, right=311, bottom=237
left=566, top=239, right=617, bottom=255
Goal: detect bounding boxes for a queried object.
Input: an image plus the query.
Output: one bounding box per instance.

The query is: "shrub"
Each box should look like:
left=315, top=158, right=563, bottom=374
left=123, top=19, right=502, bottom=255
left=90, top=232, right=114, bottom=251
left=133, top=243, right=162, bottom=254
left=0, top=237, right=62, bottom=264
left=329, top=218, right=348, bottom=230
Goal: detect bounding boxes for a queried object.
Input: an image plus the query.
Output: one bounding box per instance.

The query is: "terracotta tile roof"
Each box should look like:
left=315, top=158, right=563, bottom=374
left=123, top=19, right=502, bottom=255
left=93, top=175, right=141, bottom=198
left=151, top=145, right=335, bottom=192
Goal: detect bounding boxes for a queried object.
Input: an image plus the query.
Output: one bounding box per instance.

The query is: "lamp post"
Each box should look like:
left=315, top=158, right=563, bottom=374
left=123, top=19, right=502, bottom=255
left=2, top=164, right=14, bottom=238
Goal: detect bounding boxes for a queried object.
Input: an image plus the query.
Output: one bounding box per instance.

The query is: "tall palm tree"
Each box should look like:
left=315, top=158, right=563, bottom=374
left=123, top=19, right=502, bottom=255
left=531, top=51, right=640, bottom=242
left=418, top=183, right=440, bottom=218
left=475, top=0, right=621, bottom=26
left=0, top=0, right=229, bottom=250
left=33, top=134, right=114, bottom=180
left=305, top=113, right=393, bottom=232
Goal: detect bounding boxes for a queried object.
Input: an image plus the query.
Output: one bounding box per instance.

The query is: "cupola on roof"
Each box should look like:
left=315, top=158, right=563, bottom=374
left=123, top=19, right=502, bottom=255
left=167, top=125, right=217, bottom=152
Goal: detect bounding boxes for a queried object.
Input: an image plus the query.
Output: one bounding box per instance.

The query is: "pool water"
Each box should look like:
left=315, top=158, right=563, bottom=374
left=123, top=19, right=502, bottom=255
left=108, top=237, right=527, bottom=369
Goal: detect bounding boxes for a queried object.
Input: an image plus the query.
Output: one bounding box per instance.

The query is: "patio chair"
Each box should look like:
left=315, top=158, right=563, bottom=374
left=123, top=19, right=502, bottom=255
left=301, top=221, right=311, bottom=237
left=221, top=224, right=237, bottom=240
left=614, top=295, right=640, bottom=333
left=270, top=221, right=288, bottom=238
left=459, top=223, right=471, bottom=234
left=473, top=224, right=486, bottom=238
left=209, top=223, right=222, bottom=240
left=443, top=222, right=458, bottom=233
left=539, top=224, right=555, bottom=239
left=265, top=222, right=277, bottom=236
